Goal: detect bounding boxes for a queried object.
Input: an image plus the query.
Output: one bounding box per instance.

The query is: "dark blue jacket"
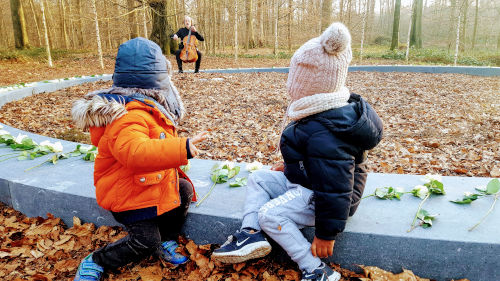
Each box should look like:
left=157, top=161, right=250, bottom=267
left=280, top=93, right=383, bottom=240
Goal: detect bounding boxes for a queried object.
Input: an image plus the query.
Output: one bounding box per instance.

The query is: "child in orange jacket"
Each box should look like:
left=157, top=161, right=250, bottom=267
left=71, top=37, right=207, bottom=281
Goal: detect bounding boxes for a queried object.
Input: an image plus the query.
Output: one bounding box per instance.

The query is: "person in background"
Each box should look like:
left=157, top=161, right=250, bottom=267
left=71, top=37, right=208, bottom=281
left=172, top=16, right=204, bottom=73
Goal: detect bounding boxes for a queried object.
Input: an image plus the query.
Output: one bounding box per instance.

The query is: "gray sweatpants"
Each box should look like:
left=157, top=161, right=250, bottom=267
left=241, top=170, right=321, bottom=272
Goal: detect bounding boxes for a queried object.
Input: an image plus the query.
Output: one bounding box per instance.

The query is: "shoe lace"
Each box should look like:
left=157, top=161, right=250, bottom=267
left=220, top=235, right=234, bottom=248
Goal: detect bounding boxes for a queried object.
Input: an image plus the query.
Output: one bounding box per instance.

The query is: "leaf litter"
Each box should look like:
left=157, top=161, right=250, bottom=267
left=0, top=71, right=498, bottom=177
left=1, top=202, right=469, bottom=281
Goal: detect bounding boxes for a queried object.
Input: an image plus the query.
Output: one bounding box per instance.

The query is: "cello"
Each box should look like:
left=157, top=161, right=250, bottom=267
left=180, top=27, right=198, bottom=63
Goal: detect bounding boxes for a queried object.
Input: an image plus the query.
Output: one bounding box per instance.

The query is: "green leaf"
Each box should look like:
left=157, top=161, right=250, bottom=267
left=228, top=166, right=240, bottom=179
left=229, top=177, right=247, bottom=187
left=416, top=209, right=437, bottom=228
left=426, top=180, right=445, bottom=195
left=450, top=193, right=481, bottom=204
left=486, top=179, right=500, bottom=195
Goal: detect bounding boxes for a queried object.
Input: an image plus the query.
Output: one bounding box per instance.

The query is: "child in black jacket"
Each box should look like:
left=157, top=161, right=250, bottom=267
left=212, top=22, right=383, bottom=281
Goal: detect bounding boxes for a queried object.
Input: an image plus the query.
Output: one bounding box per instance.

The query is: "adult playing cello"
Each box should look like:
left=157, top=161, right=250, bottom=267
left=172, top=16, right=204, bottom=73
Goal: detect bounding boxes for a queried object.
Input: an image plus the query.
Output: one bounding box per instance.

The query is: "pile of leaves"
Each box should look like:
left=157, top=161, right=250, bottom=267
left=2, top=202, right=460, bottom=281
left=1, top=71, right=498, bottom=177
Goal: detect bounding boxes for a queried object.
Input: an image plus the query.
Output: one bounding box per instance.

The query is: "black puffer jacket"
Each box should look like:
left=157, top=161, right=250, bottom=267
left=280, top=93, right=383, bottom=240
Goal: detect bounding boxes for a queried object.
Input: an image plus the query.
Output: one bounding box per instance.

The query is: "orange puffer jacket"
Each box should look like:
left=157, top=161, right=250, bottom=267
left=73, top=94, right=194, bottom=216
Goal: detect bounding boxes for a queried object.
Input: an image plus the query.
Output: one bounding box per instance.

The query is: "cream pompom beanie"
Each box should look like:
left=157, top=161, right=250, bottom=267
left=286, top=22, right=352, bottom=120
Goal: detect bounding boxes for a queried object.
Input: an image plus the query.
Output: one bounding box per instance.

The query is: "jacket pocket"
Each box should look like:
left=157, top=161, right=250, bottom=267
left=133, top=170, right=166, bottom=186
left=284, top=161, right=310, bottom=188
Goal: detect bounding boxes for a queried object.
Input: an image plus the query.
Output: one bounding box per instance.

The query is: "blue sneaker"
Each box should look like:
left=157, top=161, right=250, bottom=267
left=301, top=263, right=341, bottom=281
left=158, top=240, right=189, bottom=265
left=74, top=254, right=104, bottom=281
left=211, top=229, right=272, bottom=263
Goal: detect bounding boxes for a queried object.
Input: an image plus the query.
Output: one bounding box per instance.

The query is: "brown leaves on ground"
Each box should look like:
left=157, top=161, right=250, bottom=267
left=359, top=266, right=470, bottom=281
left=1, top=203, right=356, bottom=281
left=1, top=72, right=499, bottom=177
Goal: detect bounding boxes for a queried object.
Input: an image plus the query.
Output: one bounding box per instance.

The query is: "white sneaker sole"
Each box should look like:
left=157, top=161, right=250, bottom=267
left=211, top=241, right=272, bottom=264
left=329, top=271, right=341, bottom=281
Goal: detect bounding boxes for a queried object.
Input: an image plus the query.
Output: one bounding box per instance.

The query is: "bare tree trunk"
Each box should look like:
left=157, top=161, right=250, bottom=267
left=459, top=0, right=469, bottom=51
left=40, top=0, right=53, bottom=67
left=391, top=0, right=401, bottom=50
left=471, top=0, right=478, bottom=49
left=211, top=0, right=217, bottom=54
left=44, top=0, right=55, bottom=48
left=149, top=0, right=176, bottom=54
left=142, top=1, right=148, bottom=38
left=274, top=0, right=279, bottom=56
left=287, top=0, right=292, bottom=51
left=340, top=0, right=344, bottom=21
left=77, top=0, right=84, bottom=47
left=29, top=0, right=42, bottom=46
left=90, top=0, right=104, bottom=69
left=234, top=0, right=238, bottom=61
left=256, top=0, right=264, bottom=47
left=245, top=0, right=255, bottom=50
left=59, top=0, right=69, bottom=49
left=10, top=0, right=30, bottom=49
left=68, top=0, right=77, bottom=48
left=127, top=0, right=139, bottom=39
left=410, top=0, right=423, bottom=48
left=320, top=0, right=332, bottom=30
left=448, top=0, right=457, bottom=51
left=454, top=13, right=461, bottom=65
left=103, top=0, right=112, bottom=49
left=405, top=0, right=414, bottom=61
left=360, top=0, right=368, bottom=60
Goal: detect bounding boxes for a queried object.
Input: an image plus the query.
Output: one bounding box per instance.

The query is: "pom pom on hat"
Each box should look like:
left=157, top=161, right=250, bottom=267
left=320, top=22, right=351, bottom=55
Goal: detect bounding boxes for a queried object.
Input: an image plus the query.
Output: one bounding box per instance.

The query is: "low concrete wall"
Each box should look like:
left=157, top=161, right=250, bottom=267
left=1, top=67, right=499, bottom=280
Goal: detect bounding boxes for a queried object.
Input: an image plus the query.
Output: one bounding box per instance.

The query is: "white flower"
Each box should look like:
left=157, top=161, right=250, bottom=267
left=413, top=185, right=429, bottom=199
left=464, top=192, right=473, bottom=197
left=246, top=161, right=263, bottom=173
left=0, top=130, right=9, bottom=136
left=395, top=187, right=405, bottom=193
left=80, top=145, right=94, bottom=153
left=421, top=174, right=442, bottom=183
left=14, top=134, right=28, bottom=144
left=221, top=160, right=235, bottom=170
left=41, top=141, right=63, bottom=153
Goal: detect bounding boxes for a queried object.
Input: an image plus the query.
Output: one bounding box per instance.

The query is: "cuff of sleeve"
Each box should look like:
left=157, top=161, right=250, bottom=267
left=186, top=139, right=193, bottom=159
left=315, top=231, right=338, bottom=240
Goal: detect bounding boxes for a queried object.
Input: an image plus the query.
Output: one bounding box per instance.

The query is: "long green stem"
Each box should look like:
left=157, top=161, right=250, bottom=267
left=469, top=193, right=499, bottom=231
left=0, top=152, right=18, bottom=157
left=408, top=192, right=430, bottom=232
left=195, top=182, right=217, bottom=207
left=361, top=194, right=374, bottom=200
left=25, top=160, right=48, bottom=172
left=0, top=156, right=18, bottom=162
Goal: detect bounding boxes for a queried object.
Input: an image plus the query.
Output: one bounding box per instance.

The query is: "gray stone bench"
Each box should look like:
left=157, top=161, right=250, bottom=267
left=0, top=124, right=497, bottom=281
left=1, top=66, right=500, bottom=281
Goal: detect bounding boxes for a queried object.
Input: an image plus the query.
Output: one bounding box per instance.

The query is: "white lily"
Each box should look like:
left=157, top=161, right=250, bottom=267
left=0, top=130, right=9, bottom=136
left=40, top=140, right=63, bottom=153
left=421, top=174, right=442, bottom=183
left=14, top=134, right=29, bottom=144
left=221, top=160, right=235, bottom=170
left=413, top=185, right=429, bottom=199
left=464, top=191, right=473, bottom=197
left=246, top=161, right=263, bottom=173
left=80, top=145, right=94, bottom=153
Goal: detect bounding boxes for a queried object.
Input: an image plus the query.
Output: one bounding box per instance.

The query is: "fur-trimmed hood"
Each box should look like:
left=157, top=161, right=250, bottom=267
left=72, top=86, right=185, bottom=131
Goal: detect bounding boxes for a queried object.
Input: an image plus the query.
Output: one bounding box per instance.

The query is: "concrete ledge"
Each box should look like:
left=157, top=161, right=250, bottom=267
left=200, top=65, right=500, bottom=76
left=0, top=123, right=498, bottom=281
left=0, top=75, right=112, bottom=108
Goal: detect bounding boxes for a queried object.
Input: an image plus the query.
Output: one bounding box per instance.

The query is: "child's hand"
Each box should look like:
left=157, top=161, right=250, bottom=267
left=270, top=162, right=284, bottom=171
left=311, top=236, right=335, bottom=258
left=189, top=132, right=209, bottom=158
left=191, top=131, right=208, bottom=144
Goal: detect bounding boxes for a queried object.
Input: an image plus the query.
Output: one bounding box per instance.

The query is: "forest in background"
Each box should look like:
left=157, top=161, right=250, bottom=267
left=1, top=0, right=500, bottom=66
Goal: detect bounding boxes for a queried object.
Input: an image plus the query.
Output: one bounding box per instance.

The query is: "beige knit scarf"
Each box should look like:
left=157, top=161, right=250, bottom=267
left=287, top=86, right=350, bottom=121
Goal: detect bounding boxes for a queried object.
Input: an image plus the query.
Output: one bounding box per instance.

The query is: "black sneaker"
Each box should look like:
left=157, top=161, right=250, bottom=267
left=211, top=229, right=272, bottom=263
left=301, top=263, right=341, bottom=281
left=178, top=69, right=183, bottom=73
left=194, top=69, right=199, bottom=73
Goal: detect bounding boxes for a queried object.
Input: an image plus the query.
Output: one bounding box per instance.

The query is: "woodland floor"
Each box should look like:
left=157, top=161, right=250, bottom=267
left=1, top=71, right=499, bottom=177
left=0, top=57, right=495, bottom=280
